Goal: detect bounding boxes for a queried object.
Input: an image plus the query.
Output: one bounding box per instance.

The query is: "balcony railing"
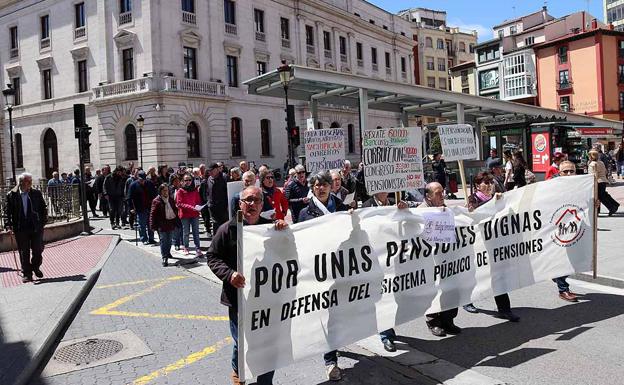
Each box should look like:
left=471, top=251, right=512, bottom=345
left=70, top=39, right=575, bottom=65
left=93, top=77, right=153, bottom=99
left=225, top=23, right=237, bottom=35
left=9, top=48, right=18, bottom=59
left=256, top=31, right=266, bottom=42
left=306, top=44, right=315, bottom=54
left=74, top=26, right=86, bottom=40
left=182, top=11, right=196, bottom=25
left=163, top=77, right=227, bottom=97
left=324, top=49, right=332, bottom=59
left=557, top=80, right=573, bottom=90
left=401, top=72, right=407, bottom=80
left=119, top=11, right=132, bottom=25
left=372, top=63, right=378, bottom=71
left=340, top=54, right=347, bottom=63
left=357, top=59, right=364, bottom=67
left=40, top=37, right=50, bottom=49
left=386, top=67, right=391, bottom=75
left=281, top=38, right=290, bottom=48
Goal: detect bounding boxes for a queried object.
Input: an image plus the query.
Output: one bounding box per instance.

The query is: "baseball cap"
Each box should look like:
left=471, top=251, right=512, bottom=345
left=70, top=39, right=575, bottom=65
left=207, top=163, right=219, bottom=171
left=178, top=161, right=187, bottom=168
left=138, top=170, right=147, bottom=180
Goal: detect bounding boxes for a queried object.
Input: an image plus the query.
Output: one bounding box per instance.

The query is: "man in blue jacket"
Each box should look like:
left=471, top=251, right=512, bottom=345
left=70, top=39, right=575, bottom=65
left=128, top=171, right=157, bottom=244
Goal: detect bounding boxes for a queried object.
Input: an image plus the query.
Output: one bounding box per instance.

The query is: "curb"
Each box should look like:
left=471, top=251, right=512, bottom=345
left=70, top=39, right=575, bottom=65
left=573, top=272, right=624, bottom=289
left=13, top=235, right=121, bottom=385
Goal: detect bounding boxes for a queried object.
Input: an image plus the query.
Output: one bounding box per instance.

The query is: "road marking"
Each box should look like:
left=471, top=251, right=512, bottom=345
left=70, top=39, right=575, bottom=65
left=131, top=337, right=232, bottom=385
left=568, top=278, right=624, bottom=296
left=96, top=275, right=187, bottom=289
left=91, top=277, right=228, bottom=321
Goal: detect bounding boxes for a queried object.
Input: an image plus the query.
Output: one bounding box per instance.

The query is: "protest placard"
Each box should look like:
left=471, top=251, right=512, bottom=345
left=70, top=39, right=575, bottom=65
left=227, top=181, right=244, bottom=219
left=362, top=127, right=424, bottom=195
left=437, top=124, right=478, bottom=162
left=239, top=175, right=595, bottom=380
left=304, top=128, right=345, bottom=173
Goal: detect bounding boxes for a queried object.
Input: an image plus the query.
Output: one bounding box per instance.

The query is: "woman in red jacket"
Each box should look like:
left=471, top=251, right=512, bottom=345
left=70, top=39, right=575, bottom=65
left=260, top=169, right=289, bottom=220
left=149, top=184, right=179, bottom=266
left=175, top=174, right=203, bottom=257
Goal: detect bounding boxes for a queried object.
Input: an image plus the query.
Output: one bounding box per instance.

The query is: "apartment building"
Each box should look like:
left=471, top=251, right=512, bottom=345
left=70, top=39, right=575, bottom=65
left=0, top=0, right=414, bottom=180
left=605, top=0, right=624, bottom=31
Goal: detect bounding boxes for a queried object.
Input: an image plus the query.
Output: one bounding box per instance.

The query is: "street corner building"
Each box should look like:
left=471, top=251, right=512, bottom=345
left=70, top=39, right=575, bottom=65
left=0, top=0, right=419, bottom=181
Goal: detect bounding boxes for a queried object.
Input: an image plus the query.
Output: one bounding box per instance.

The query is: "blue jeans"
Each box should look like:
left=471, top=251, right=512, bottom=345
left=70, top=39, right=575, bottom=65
left=173, top=225, right=183, bottom=247
left=618, top=161, right=624, bottom=176
left=553, top=276, right=570, bottom=293
left=158, top=231, right=173, bottom=258
left=379, top=328, right=396, bottom=343
left=229, top=307, right=274, bottom=384
left=137, top=210, right=154, bottom=243
left=181, top=217, right=201, bottom=249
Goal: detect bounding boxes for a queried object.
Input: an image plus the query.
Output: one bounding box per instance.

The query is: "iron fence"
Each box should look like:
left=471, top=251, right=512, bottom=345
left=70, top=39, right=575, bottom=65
left=0, top=183, right=82, bottom=231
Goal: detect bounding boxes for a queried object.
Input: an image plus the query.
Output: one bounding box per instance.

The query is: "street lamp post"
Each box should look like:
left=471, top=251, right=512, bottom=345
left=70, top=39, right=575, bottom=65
left=278, top=61, right=294, bottom=169
left=137, top=114, right=144, bottom=169
left=2, top=84, right=16, bottom=185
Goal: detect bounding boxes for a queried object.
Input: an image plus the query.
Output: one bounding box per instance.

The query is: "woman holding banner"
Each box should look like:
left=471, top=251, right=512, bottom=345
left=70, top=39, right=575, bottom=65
left=298, top=170, right=349, bottom=381
left=463, top=172, right=520, bottom=323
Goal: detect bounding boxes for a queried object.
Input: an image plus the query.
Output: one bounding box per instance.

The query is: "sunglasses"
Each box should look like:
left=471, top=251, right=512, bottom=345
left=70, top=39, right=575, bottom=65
left=241, top=197, right=263, bottom=204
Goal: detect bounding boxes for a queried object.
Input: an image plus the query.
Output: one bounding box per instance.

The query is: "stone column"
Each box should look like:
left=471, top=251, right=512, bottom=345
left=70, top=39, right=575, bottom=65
left=297, top=15, right=307, bottom=65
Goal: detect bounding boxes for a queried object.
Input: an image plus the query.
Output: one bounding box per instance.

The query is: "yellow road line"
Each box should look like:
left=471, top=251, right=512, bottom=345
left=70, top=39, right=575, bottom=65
left=96, top=276, right=186, bottom=289
left=131, top=337, right=232, bottom=385
left=91, top=280, right=171, bottom=315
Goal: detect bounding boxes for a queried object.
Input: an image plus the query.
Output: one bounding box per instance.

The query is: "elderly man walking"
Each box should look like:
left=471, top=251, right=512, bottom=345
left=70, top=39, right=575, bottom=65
left=5, top=173, right=48, bottom=283
left=207, top=186, right=288, bottom=385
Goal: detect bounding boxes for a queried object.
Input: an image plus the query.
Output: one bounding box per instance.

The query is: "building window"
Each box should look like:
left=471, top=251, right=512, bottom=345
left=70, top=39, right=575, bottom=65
left=509, top=25, right=517, bottom=34
left=15, top=133, right=23, bottom=168
left=427, top=76, right=435, bottom=88
left=478, top=45, right=500, bottom=63
left=479, top=69, right=499, bottom=90
left=75, top=3, right=86, bottom=28
left=280, top=17, right=290, bottom=40
left=438, top=77, right=447, bottom=90
left=78, top=60, right=88, bottom=93
left=504, top=54, right=525, bottom=75
left=401, top=57, right=406, bottom=73
left=619, top=40, right=624, bottom=58
left=125, top=124, right=138, bottom=160
left=356, top=42, right=363, bottom=60
left=384, top=52, right=391, bottom=69
left=42, top=69, right=52, bottom=100
left=122, top=48, right=134, bottom=80
left=305, top=25, right=314, bottom=46
left=437, top=58, right=446, bottom=71
left=183, top=46, right=197, bottom=79
left=426, top=56, right=434, bottom=70
left=256, top=61, right=267, bottom=76
left=558, top=46, right=568, bottom=63
left=559, top=70, right=570, bottom=86
left=462, top=87, right=470, bottom=94
left=437, top=39, right=444, bottom=50
left=497, top=29, right=503, bottom=38
left=619, top=64, right=624, bottom=83
left=459, top=42, right=466, bottom=52
left=40, top=15, right=50, bottom=40
left=369, top=19, right=375, bottom=25
left=182, top=0, right=195, bottom=13
left=254, top=8, right=264, bottom=33
left=525, top=36, right=534, bottom=46
left=560, top=96, right=571, bottom=111
left=469, top=44, right=475, bottom=53
left=339, top=36, right=347, bottom=55
left=260, top=119, right=271, bottom=156
left=323, top=31, right=331, bottom=51
left=620, top=92, right=624, bottom=111
left=187, top=122, right=200, bottom=157
left=11, top=77, right=21, bottom=105
left=425, top=37, right=432, bottom=48
left=317, top=122, right=323, bottom=130
left=224, top=0, right=235, bottom=25
left=371, top=47, right=377, bottom=69
left=9, top=26, right=18, bottom=57
left=347, top=124, right=355, bottom=153
left=120, top=0, right=131, bottom=13
left=231, top=118, right=242, bottom=157
left=226, top=55, right=238, bottom=87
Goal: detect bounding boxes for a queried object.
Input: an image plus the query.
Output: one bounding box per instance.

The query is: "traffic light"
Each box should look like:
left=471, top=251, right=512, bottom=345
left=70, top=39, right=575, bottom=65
left=74, top=104, right=86, bottom=139
left=290, top=126, right=300, bottom=147
left=80, top=126, right=92, bottom=163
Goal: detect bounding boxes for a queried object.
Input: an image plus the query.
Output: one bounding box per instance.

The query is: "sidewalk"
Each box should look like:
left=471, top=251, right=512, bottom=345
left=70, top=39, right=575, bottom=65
left=0, top=235, right=118, bottom=385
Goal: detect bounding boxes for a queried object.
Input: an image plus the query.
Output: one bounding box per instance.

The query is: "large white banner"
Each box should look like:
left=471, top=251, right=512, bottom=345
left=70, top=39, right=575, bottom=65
left=362, top=127, right=424, bottom=195
left=304, top=128, right=345, bottom=173
left=239, top=175, right=594, bottom=380
left=438, top=124, right=478, bottom=161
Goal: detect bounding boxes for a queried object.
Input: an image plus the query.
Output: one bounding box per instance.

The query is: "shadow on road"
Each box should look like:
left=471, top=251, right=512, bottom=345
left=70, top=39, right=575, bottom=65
left=0, top=321, right=49, bottom=385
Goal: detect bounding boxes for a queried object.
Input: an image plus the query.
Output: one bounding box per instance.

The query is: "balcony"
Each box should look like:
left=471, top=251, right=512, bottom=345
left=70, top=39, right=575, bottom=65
left=557, top=80, right=573, bottom=90
left=256, top=31, right=266, bottom=42
left=357, top=59, right=363, bottom=67
left=324, top=49, right=332, bottom=59
left=402, top=72, right=407, bottom=80
left=340, top=54, right=347, bottom=63
left=93, top=77, right=154, bottom=100
left=119, top=11, right=132, bottom=25
left=306, top=44, right=315, bottom=54
left=281, top=38, right=290, bottom=48
left=225, top=23, right=237, bottom=35
left=40, top=37, right=50, bottom=50
left=93, top=76, right=228, bottom=101
left=74, top=26, right=86, bottom=40
left=372, top=63, right=378, bottom=71
left=182, top=11, right=196, bottom=25
left=9, top=48, right=18, bottom=59
left=163, top=77, right=227, bottom=97
left=386, top=67, right=391, bottom=75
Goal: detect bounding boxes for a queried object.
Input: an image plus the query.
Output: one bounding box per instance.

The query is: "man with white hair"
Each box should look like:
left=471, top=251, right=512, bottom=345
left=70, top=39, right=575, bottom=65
left=5, top=173, right=48, bottom=283
left=341, top=160, right=357, bottom=195
left=284, top=164, right=310, bottom=223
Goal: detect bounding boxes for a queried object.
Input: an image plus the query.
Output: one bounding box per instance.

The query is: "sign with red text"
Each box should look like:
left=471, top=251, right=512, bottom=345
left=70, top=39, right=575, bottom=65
left=362, top=127, right=424, bottom=195
left=304, top=128, right=345, bottom=173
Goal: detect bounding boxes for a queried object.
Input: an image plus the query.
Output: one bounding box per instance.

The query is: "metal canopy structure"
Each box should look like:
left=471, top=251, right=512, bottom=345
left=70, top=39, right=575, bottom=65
left=244, top=65, right=623, bottom=133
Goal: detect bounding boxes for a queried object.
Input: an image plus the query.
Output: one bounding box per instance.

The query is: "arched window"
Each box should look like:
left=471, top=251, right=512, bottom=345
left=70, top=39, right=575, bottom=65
left=43, top=128, right=58, bottom=180
left=330, top=121, right=340, bottom=128
left=437, top=39, right=444, bottom=50
left=347, top=124, right=355, bottom=154
left=125, top=124, right=138, bottom=160
left=459, top=42, right=466, bottom=52
left=15, top=133, right=23, bottom=168
left=187, top=122, right=200, bottom=158
left=231, top=117, right=242, bottom=157
left=260, top=119, right=271, bottom=157
left=425, top=37, right=432, bottom=48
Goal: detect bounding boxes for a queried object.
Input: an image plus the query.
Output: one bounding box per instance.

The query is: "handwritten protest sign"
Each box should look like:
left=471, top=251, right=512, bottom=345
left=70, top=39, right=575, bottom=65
left=362, top=127, right=424, bottom=195
left=304, top=128, right=345, bottom=173
left=437, top=124, right=478, bottom=161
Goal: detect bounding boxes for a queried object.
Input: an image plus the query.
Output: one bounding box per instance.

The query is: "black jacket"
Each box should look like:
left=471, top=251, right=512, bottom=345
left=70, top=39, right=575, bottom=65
left=206, top=174, right=228, bottom=220
left=103, top=174, right=126, bottom=199
left=94, top=173, right=107, bottom=195
left=206, top=216, right=272, bottom=309
left=284, top=180, right=310, bottom=223
left=5, top=187, right=47, bottom=232
left=298, top=195, right=348, bottom=222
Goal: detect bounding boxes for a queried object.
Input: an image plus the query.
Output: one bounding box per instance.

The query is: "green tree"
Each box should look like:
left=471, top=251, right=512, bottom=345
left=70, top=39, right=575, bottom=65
left=429, top=134, right=442, bottom=155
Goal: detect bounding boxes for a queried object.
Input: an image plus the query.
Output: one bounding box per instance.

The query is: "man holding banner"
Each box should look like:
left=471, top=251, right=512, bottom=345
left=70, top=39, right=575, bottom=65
left=206, top=186, right=288, bottom=385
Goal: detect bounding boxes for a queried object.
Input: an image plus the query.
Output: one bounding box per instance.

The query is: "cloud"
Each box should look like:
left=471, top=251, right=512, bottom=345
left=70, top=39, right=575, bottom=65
left=448, top=18, right=491, bottom=41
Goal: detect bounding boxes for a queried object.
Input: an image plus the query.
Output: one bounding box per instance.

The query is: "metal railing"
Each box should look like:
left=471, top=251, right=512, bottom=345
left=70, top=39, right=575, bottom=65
left=324, top=49, right=332, bottom=59
left=557, top=80, right=573, bottom=90
left=307, top=44, right=315, bottom=54
left=119, top=11, right=132, bottom=25
left=281, top=38, right=290, bottom=48
left=182, top=11, right=196, bottom=25
left=40, top=37, right=50, bottom=49
left=0, top=183, right=81, bottom=231
left=255, top=31, right=266, bottom=42
left=74, top=26, right=86, bottom=40
left=225, top=23, right=237, bottom=35
left=357, top=59, right=364, bottom=67
left=372, top=63, right=378, bottom=71
left=340, top=54, right=347, bottom=63
left=10, top=48, right=18, bottom=59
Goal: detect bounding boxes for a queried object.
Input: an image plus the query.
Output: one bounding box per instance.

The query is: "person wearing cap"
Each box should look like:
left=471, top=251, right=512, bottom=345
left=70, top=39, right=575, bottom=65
left=128, top=170, right=158, bottom=244
left=488, top=158, right=506, bottom=193
left=545, top=152, right=565, bottom=180
left=205, top=163, right=229, bottom=236
left=169, top=162, right=187, bottom=185
left=284, top=164, right=310, bottom=223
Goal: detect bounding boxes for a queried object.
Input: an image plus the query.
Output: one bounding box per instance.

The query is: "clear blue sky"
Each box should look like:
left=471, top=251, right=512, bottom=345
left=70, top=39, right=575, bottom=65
left=369, top=0, right=604, bottom=41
